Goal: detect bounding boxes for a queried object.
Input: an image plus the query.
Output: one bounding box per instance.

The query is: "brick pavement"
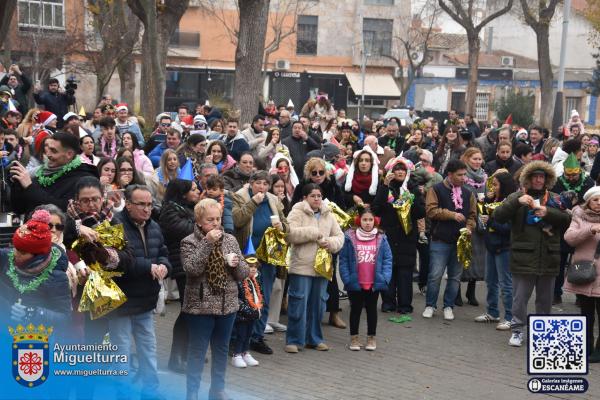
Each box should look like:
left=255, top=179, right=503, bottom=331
left=153, top=283, right=599, bottom=400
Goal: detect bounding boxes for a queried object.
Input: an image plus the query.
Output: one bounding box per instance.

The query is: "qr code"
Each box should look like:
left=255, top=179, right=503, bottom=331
left=528, top=315, right=587, bottom=375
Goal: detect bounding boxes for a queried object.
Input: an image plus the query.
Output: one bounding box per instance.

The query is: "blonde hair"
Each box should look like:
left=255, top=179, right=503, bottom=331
left=303, top=157, right=328, bottom=181
left=159, top=149, right=180, bottom=184
left=460, top=147, right=483, bottom=165
left=194, top=198, right=222, bottom=221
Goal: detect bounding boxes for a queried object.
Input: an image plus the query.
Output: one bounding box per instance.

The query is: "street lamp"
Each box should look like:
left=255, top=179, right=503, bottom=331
left=552, top=0, right=571, bottom=137
left=359, top=51, right=370, bottom=120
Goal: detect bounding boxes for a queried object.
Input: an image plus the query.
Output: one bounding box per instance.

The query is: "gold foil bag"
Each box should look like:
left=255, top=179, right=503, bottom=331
left=457, top=228, right=472, bottom=270
left=314, top=247, right=333, bottom=281
left=256, top=227, right=288, bottom=267
left=78, top=262, right=127, bottom=320
left=324, top=199, right=352, bottom=230
left=393, top=201, right=412, bottom=234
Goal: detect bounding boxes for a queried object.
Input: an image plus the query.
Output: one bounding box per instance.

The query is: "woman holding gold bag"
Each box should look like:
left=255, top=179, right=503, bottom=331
left=285, top=184, right=344, bottom=353
left=372, top=157, right=425, bottom=314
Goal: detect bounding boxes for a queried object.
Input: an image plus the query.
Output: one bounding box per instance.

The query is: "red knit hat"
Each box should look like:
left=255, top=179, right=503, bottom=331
left=13, top=210, right=52, bottom=255
left=35, top=111, right=57, bottom=126
left=34, top=130, right=52, bottom=155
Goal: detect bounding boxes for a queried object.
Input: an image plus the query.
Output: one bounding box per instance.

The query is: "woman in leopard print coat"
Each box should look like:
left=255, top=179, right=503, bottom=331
left=181, top=198, right=249, bottom=400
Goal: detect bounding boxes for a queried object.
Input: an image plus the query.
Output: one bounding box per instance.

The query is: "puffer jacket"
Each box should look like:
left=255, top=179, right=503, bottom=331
left=181, top=225, right=249, bottom=315
left=158, top=200, right=195, bottom=278
left=338, top=230, right=393, bottom=292
left=493, top=161, right=571, bottom=276
left=286, top=200, right=345, bottom=277
left=112, top=210, right=171, bottom=316
left=564, top=206, right=600, bottom=297
left=232, top=188, right=288, bottom=250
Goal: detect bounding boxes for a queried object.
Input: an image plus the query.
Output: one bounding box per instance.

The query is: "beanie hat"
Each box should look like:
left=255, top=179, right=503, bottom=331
left=34, top=130, right=52, bottom=155
left=344, top=146, right=379, bottom=196
left=193, top=114, right=207, bottom=125
left=584, top=186, right=600, bottom=203
left=0, top=85, right=13, bottom=97
left=571, top=109, right=579, bottom=118
left=322, top=142, right=340, bottom=161
left=36, top=111, right=57, bottom=126
left=13, top=210, right=52, bottom=255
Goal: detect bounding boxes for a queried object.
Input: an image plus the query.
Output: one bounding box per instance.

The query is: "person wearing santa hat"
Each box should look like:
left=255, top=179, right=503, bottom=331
left=0, top=209, right=71, bottom=331
left=35, top=110, right=58, bottom=132
left=114, top=103, right=145, bottom=147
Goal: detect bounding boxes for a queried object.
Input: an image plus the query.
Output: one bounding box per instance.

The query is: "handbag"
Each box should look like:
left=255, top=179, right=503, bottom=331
left=567, top=240, right=600, bottom=285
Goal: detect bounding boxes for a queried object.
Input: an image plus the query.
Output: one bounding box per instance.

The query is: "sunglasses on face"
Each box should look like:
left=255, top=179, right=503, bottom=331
left=160, top=123, right=170, bottom=127
left=48, top=223, right=65, bottom=231
left=311, top=170, right=325, bottom=177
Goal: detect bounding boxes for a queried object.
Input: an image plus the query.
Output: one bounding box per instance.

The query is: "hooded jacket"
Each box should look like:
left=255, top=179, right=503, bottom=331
left=493, top=161, right=571, bottom=276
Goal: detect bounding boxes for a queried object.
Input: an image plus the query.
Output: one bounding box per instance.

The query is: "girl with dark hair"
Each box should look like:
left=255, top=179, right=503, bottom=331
left=121, top=131, right=154, bottom=177
left=434, top=125, right=466, bottom=176
left=339, top=207, right=392, bottom=351
left=98, top=157, right=118, bottom=187
left=177, top=134, right=207, bottom=178
left=474, top=171, right=516, bottom=330
left=484, top=141, right=519, bottom=177
left=343, top=147, right=379, bottom=209
left=80, top=135, right=99, bottom=166
left=115, top=156, right=146, bottom=188
left=159, top=178, right=201, bottom=373
left=206, top=140, right=236, bottom=173
left=258, top=126, right=289, bottom=168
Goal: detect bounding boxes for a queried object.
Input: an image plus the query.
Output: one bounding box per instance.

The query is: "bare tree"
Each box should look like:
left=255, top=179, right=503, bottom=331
left=234, top=0, right=270, bottom=124
left=384, top=0, right=442, bottom=105
left=86, top=0, right=141, bottom=105
left=0, top=0, right=17, bottom=65
left=438, top=0, right=514, bottom=114
left=127, top=0, right=189, bottom=124
left=518, top=0, right=561, bottom=128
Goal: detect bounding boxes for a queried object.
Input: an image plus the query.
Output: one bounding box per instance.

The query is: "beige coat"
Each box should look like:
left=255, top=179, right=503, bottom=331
left=286, top=200, right=344, bottom=277
left=231, top=188, right=289, bottom=250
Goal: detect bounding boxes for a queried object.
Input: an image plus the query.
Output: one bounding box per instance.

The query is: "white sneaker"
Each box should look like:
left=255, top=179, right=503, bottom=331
left=509, top=332, right=523, bottom=347
left=269, top=322, right=287, bottom=332
left=264, top=324, right=274, bottom=334
left=496, top=320, right=511, bottom=331
left=422, top=306, right=434, bottom=318
left=443, top=307, right=454, bottom=321
left=231, top=355, right=247, bottom=368
left=242, top=352, right=259, bottom=366
left=474, top=313, right=500, bottom=323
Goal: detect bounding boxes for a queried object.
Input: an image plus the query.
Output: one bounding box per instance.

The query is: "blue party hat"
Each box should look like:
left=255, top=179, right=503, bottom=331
left=178, top=158, right=194, bottom=181
left=243, top=238, right=258, bottom=264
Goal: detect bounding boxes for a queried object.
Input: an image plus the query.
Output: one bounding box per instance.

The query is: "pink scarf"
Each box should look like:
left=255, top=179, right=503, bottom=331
left=356, top=227, right=377, bottom=241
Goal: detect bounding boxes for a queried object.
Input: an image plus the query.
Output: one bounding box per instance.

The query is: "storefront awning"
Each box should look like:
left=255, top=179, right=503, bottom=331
left=345, top=72, right=401, bottom=99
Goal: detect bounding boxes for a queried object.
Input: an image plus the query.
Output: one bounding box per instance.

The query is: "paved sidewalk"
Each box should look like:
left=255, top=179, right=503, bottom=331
left=154, top=283, right=599, bottom=400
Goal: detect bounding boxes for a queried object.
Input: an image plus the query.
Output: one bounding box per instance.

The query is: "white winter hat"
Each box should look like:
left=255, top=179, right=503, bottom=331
left=344, top=146, right=380, bottom=196
left=571, top=109, right=579, bottom=118
left=583, top=186, right=600, bottom=203
left=193, top=114, right=207, bottom=124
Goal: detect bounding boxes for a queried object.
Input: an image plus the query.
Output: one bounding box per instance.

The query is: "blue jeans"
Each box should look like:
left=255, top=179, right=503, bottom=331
left=108, top=311, right=158, bottom=396
left=426, top=241, right=462, bottom=309
left=485, top=249, right=513, bottom=321
left=186, top=313, right=236, bottom=397
left=252, top=263, right=276, bottom=341
left=234, top=320, right=253, bottom=354
left=286, top=274, right=329, bottom=347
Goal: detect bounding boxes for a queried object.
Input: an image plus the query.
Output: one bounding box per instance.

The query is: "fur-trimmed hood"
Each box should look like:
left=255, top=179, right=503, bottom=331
left=519, top=160, right=557, bottom=190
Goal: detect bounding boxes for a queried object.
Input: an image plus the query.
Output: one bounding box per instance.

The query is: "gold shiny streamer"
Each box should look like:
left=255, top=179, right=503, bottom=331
left=72, top=221, right=128, bottom=319
left=314, top=247, right=333, bottom=281
left=256, top=227, right=289, bottom=267
left=326, top=200, right=353, bottom=230
left=457, top=228, right=472, bottom=270
left=393, top=201, right=412, bottom=234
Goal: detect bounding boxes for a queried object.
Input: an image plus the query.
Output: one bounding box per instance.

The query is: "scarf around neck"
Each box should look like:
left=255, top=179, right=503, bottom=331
left=465, top=166, right=487, bottom=191
left=352, top=172, right=372, bottom=195
left=356, top=227, right=377, bottom=241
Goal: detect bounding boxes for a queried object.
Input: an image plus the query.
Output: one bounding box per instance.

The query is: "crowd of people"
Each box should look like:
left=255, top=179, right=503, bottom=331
left=1, top=66, right=600, bottom=400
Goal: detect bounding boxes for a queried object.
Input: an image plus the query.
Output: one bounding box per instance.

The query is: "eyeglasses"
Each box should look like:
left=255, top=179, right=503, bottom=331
left=48, top=223, right=65, bottom=231
left=130, top=202, right=153, bottom=210
left=311, top=170, right=326, bottom=177
left=78, top=197, right=102, bottom=205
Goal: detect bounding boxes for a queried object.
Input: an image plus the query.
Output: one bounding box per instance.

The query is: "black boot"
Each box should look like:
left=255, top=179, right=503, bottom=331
left=466, top=280, right=479, bottom=306
left=455, top=283, right=463, bottom=307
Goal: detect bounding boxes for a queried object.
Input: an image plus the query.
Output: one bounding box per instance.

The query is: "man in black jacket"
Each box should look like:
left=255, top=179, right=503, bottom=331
left=33, top=78, right=76, bottom=127
left=282, top=121, right=321, bottom=180
left=0, top=64, right=31, bottom=115
left=378, top=120, right=405, bottom=156
left=111, top=185, right=170, bottom=400
left=10, top=132, right=98, bottom=214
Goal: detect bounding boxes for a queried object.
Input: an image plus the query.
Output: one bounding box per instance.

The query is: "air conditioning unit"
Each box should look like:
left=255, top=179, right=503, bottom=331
left=275, top=59, right=290, bottom=70
left=500, top=56, right=514, bottom=67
